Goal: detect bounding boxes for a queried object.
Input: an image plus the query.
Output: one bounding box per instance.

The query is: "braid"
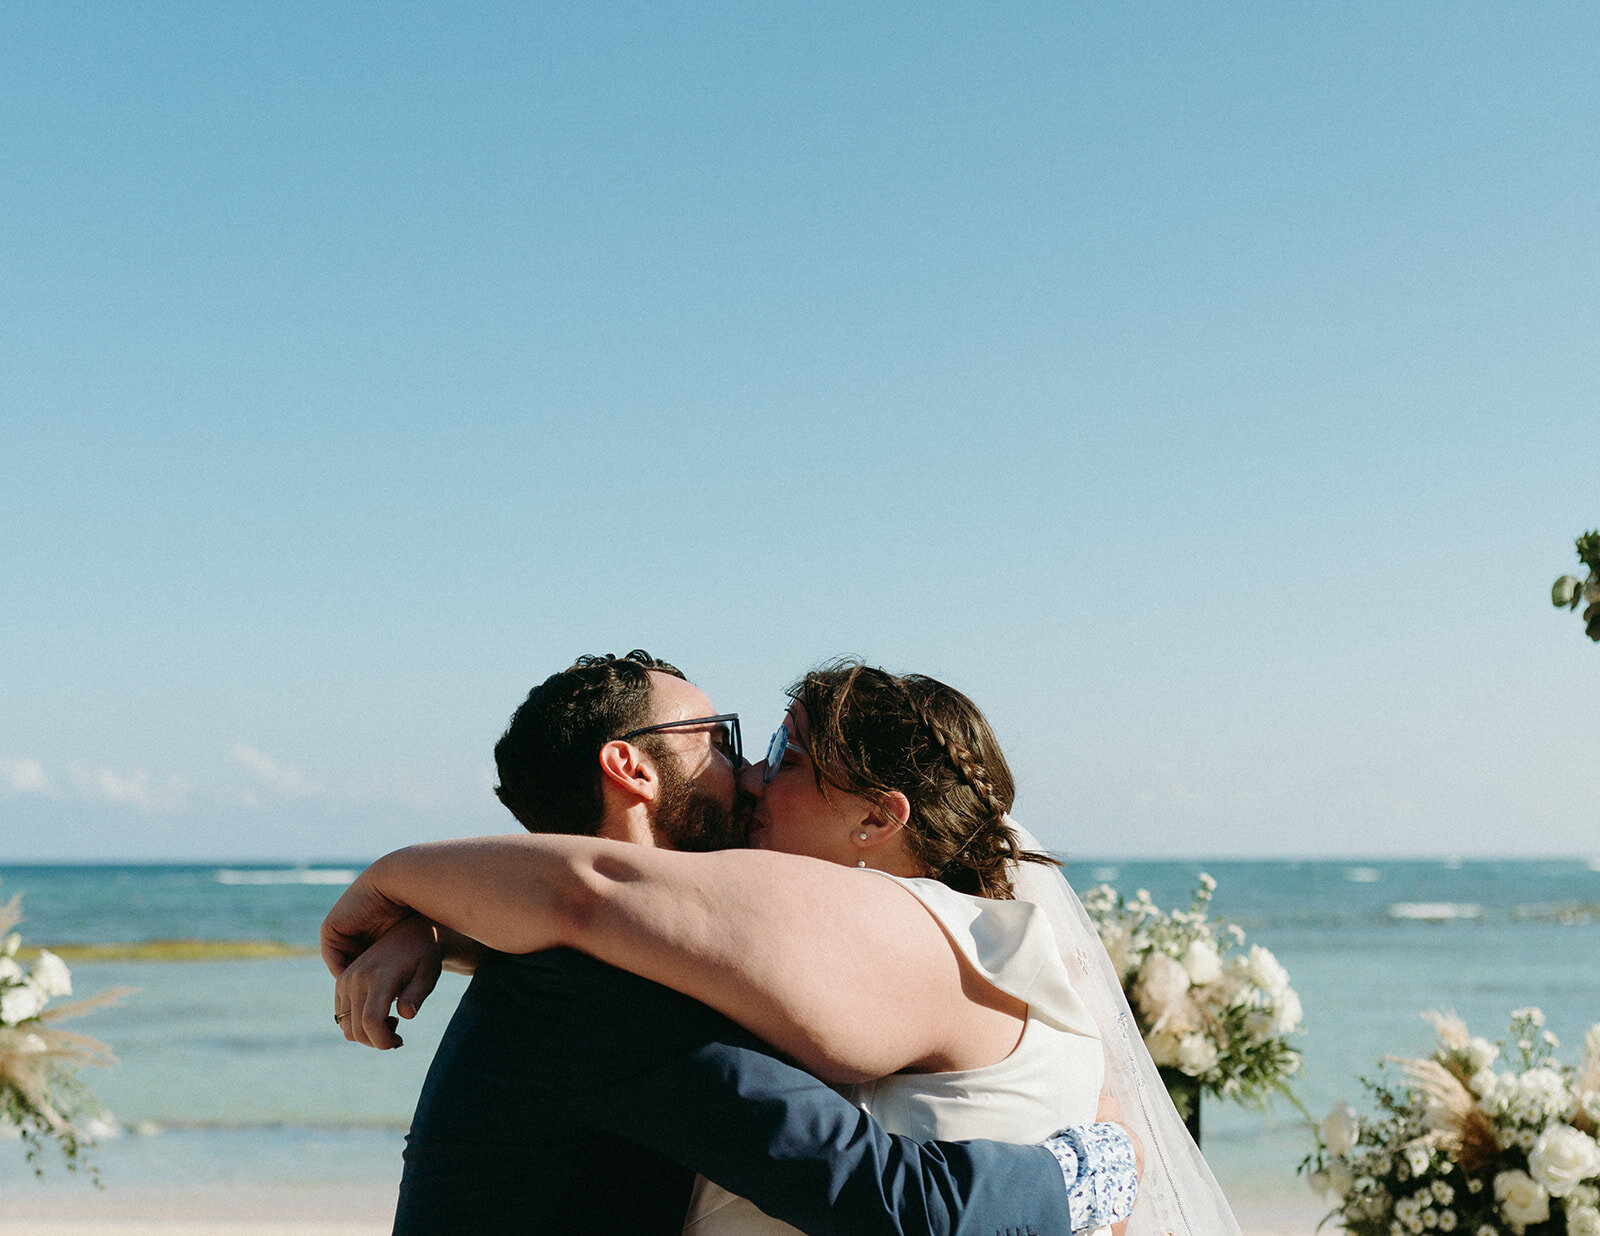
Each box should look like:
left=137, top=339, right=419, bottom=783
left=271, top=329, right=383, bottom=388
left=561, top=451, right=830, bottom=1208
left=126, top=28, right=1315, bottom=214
left=791, top=660, right=1059, bottom=901
left=908, top=693, right=1009, bottom=822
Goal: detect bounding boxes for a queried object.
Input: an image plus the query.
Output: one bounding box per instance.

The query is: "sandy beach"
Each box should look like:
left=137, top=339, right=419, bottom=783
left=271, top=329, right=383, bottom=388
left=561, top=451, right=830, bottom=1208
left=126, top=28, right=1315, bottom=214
left=5, top=1181, right=1329, bottom=1235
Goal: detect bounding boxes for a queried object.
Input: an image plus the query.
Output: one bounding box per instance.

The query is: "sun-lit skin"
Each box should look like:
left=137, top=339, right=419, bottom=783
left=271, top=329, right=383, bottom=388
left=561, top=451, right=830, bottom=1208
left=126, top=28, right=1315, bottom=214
left=743, top=704, right=921, bottom=878
left=597, top=671, right=743, bottom=848
left=326, top=682, right=1027, bottom=1079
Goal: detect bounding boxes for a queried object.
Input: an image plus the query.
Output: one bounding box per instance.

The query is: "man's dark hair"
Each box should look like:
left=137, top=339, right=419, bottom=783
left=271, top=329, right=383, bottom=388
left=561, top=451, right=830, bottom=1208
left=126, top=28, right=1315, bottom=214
left=494, top=650, right=686, bottom=836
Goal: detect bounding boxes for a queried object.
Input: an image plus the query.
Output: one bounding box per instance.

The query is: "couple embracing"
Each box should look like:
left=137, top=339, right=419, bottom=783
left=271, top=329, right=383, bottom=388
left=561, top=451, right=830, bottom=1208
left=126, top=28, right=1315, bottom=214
left=322, top=652, right=1241, bottom=1235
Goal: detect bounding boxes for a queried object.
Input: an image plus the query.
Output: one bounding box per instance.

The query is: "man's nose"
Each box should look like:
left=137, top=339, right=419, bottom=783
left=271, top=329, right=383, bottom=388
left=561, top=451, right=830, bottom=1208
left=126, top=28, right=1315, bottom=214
left=739, top=761, right=767, bottom=797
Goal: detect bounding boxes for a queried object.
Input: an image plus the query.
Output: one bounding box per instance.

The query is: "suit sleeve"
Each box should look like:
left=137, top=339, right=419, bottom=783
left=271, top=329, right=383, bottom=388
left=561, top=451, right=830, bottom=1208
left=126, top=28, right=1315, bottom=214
left=545, top=950, right=1075, bottom=1236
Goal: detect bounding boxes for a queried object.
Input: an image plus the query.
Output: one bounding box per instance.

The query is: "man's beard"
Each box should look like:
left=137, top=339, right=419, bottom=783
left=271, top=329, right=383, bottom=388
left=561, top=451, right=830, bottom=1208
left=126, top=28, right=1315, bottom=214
left=651, top=750, right=752, bottom=853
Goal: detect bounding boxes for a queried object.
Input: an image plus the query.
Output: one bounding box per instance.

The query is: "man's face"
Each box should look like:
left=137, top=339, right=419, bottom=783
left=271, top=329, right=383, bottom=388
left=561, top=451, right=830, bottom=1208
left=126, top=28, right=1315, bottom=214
left=636, top=671, right=752, bottom=852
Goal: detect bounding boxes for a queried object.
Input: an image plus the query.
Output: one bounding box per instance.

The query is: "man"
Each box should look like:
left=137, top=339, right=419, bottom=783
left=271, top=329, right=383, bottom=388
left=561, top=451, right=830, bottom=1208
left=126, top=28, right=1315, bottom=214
left=329, top=651, right=1136, bottom=1235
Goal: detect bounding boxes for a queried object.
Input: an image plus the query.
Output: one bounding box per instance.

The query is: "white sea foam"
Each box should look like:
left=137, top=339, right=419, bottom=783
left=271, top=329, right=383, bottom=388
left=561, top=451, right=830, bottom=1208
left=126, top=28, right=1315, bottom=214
left=1345, top=866, right=1382, bottom=883
left=214, top=868, right=356, bottom=886
left=1388, top=901, right=1483, bottom=921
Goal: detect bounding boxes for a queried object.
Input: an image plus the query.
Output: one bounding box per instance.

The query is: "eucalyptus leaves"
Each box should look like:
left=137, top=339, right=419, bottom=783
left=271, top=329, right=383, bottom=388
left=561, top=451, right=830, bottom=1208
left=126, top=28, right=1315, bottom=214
left=1551, top=531, right=1600, bottom=642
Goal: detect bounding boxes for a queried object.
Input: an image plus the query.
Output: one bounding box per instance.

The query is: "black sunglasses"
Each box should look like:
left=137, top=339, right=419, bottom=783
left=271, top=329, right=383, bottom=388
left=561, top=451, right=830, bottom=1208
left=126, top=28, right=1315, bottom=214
left=619, top=714, right=742, bottom=766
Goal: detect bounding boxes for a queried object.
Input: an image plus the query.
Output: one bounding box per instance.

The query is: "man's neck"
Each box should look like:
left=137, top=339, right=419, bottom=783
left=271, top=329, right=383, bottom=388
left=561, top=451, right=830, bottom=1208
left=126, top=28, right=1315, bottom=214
left=596, top=806, right=664, bottom=848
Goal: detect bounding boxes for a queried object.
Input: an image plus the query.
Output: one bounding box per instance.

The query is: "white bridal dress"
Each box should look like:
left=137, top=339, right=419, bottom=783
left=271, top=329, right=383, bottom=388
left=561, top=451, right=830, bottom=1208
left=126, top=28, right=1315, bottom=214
left=682, top=820, right=1245, bottom=1236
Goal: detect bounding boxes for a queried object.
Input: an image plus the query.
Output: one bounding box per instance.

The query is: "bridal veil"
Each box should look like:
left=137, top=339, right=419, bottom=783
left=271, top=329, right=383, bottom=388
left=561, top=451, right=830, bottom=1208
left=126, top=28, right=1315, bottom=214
left=1007, top=819, right=1244, bottom=1236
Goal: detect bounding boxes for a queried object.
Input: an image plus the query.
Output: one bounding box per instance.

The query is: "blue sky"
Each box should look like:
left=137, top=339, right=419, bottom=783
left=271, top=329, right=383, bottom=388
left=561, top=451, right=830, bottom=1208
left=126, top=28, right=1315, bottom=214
left=3, top=4, right=1597, bottom=861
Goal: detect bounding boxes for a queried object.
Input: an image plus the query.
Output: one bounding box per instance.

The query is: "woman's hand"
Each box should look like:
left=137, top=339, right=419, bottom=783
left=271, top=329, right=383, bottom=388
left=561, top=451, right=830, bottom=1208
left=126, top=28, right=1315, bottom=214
left=320, top=864, right=411, bottom=978
left=334, top=913, right=444, bottom=1050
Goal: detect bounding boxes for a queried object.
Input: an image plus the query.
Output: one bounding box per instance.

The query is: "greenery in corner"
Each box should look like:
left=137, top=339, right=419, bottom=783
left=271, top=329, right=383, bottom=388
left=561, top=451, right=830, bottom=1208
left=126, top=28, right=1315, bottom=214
left=1551, top=530, right=1600, bottom=642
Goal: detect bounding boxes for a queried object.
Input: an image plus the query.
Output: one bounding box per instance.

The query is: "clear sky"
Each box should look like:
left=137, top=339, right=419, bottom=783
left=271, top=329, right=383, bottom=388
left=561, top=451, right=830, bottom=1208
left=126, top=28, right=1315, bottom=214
left=3, top=4, right=1596, bottom=862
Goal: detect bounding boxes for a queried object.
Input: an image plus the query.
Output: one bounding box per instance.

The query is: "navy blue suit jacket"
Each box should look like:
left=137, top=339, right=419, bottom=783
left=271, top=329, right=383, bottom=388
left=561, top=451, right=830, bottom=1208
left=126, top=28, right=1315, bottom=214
left=395, top=949, right=1074, bottom=1236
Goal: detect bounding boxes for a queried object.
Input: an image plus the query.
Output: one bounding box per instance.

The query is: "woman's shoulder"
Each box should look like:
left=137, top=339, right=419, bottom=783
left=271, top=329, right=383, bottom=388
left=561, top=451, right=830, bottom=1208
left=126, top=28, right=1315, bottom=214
left=861, top=871, right=1098, bottom=1038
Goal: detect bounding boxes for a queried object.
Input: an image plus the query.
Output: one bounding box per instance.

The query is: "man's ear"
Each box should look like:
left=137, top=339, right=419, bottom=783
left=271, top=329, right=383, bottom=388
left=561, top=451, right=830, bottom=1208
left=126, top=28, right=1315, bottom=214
left=597, top=740, right=659, bottom=806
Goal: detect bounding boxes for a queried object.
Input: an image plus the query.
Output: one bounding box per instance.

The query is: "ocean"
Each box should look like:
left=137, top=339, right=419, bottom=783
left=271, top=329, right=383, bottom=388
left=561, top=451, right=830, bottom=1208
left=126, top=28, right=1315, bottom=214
left=3, top=857, right=1598, bottom=1210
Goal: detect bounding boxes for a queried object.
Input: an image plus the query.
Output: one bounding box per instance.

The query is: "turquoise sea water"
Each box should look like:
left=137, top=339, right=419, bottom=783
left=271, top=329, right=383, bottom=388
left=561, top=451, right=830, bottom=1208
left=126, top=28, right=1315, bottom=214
left=2, top=858, right=1598, bottom=1207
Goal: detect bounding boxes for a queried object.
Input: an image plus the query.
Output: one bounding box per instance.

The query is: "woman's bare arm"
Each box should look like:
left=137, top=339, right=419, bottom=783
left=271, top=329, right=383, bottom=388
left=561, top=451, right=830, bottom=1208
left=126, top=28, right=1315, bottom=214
left=322, top=834, right=1022, bottom=1081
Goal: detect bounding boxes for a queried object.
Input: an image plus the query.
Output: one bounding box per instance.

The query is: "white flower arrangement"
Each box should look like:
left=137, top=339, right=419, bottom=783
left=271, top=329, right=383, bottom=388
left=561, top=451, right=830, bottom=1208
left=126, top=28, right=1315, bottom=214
left=0, top=892, right=128, bottom=1179
left=1082, top=874, right=1305, bottom=1118
left=1304, top=1009, right=1600, bottom=1236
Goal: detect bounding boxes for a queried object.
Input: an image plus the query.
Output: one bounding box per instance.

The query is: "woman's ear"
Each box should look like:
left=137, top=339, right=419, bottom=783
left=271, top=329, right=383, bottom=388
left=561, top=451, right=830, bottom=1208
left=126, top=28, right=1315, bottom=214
left=597, top=740, right=658, bottom=806
left=870, top=789, right=911, bottom=831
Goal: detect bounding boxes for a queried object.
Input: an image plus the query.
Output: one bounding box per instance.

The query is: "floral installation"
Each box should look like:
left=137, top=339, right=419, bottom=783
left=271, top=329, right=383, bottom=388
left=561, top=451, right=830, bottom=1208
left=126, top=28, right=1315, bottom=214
left=1551, top=530, right=1600, bottom=643
left=0, top=892, right=128, bottom=1179
left=1302, top=1008, right=1600, bottom=1236
left=1082, top=874, right=1305, bottom=1117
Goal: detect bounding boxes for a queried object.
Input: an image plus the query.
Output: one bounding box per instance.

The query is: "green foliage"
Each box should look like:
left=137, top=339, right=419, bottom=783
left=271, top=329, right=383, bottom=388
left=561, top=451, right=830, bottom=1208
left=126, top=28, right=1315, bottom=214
left=1551, top=530, right=1600, bottom=642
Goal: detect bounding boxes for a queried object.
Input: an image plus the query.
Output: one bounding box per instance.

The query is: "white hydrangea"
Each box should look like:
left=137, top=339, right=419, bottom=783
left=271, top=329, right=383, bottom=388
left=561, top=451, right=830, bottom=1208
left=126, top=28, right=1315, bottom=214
left=1181, top=937, right=1223, bottom=985
left=1132, top=952, right=1191, bottom=1018
left=1272, top=987, right=1304, bottom=1034
left=1177, top=1033, right=1219, bottom=1077
left=1244, top=944, right=1290, bottom=996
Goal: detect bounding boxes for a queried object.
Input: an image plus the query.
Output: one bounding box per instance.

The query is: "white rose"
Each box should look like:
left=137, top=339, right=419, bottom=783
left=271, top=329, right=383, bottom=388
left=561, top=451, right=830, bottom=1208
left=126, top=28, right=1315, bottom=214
left=29, top=949, right=71, bottom=999
left=1467, top=1037, right=1499, bottom=1071
left=1244, top=945, right=1290, bottom=996
left=1568, top=1206, right=1600, bottom=1236
left=1495, top=1170, right=1550, bottom=1234
left=0, top=956, right=23, bottom=984
left=1133, top=953, right=1191, bottom=1018
left=1529, top=1126, right=1600, bottom=1198
left=1323, top=1101, right=1361, bottom=1156
left=1272, top=987, right=1304, bottom=1035
left=1181, top=938, right=1223, bottom=986
left=1574, top=1185, right=1600, bottom=1209
left=1177, top=1033, right=1219, bottom=1076
left=0, top=984, right=44, bottom=1025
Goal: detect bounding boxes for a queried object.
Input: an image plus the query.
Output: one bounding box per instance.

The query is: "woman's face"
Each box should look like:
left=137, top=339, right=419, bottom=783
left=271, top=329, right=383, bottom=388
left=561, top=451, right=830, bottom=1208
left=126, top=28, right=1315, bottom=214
left=743, top=705, right=873, bottom=866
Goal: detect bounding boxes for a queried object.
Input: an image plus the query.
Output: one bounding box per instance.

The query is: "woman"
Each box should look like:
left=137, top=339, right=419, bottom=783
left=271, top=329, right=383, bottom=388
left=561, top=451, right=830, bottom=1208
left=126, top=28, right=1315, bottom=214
left=325, top=662, right=1235, bottom=1235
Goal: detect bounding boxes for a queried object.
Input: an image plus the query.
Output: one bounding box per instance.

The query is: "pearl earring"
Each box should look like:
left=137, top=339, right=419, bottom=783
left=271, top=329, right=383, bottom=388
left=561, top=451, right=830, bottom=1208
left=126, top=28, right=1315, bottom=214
left=857, top=860, right=866, bottom=867
left=858, top=832, right=868, bottom=841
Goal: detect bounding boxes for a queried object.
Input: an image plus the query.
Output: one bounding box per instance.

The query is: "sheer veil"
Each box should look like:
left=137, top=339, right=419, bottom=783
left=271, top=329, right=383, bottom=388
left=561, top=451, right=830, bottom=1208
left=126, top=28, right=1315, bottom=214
left=1006, top=818, right=1244, bottom=1236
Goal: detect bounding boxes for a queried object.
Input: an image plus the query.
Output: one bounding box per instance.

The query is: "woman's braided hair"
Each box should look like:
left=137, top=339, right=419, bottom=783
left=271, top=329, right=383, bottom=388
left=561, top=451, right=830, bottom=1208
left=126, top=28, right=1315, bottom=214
left=789, top=660, right=1060, bottom=899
